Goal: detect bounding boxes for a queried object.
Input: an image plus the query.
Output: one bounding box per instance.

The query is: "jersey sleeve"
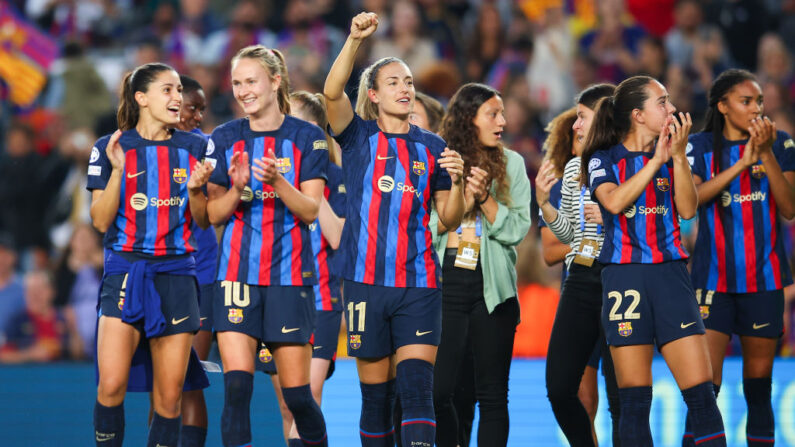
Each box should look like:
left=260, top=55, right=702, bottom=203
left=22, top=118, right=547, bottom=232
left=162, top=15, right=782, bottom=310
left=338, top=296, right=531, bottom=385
left=86, top=135, right=112, bottom=191
left=330, top=114, right=366, bottom=153
left=207, top=130, right=231, bottom=188
left=431, top=138, right=452, bottom=192
left=587, top=151, right=616, bottom=192
left=687, top=134, right=708, bottom=180
left=774, top=131, right=795, bottom=172
left=299, top=125, right=329, bottom=183
left=327, top=165, right=347, bottom=216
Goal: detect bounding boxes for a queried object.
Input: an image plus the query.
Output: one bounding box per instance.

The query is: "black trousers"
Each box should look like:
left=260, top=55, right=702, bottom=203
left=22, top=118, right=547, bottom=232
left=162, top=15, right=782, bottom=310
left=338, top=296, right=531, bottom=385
left=433, top=249, right=519, bottom=447
left=545, top=262, right=621, bottom=446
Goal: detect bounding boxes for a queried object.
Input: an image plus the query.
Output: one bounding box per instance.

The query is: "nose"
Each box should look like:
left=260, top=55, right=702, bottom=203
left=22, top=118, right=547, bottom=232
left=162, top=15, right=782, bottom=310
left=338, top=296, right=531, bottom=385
left=667, top=101, right=676, bottom=114
left=573, top=118, right=582, bottom=131
left=497, top=113, right=506, bottom=127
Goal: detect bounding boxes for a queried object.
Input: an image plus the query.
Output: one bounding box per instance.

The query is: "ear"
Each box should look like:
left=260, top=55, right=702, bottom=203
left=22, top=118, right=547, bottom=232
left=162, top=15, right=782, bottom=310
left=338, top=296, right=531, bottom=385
left=632, top=108, right=645, bottom=125
left=717, top=99, right=728, bottom=116
left=271, top=73, right=281, bottom=93
left=134, top=90, right=148, bottom=108
left=367, top=88, right=380, bottom=105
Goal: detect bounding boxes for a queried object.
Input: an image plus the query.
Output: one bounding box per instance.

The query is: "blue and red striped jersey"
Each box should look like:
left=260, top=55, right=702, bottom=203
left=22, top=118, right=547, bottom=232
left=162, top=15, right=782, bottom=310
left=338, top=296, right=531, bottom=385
left=689, top=131, right=795, bottom=293
left=208, top=116, right=329, bottom=286
left=588, top=144, right=689, bottom=264
left=87, top=129, right=207, bottom=256
left=188, top=129, right=219, bottom=285
left=310, top=163, right=346, bottom=311
left=332, top=114, right=452, bottom=288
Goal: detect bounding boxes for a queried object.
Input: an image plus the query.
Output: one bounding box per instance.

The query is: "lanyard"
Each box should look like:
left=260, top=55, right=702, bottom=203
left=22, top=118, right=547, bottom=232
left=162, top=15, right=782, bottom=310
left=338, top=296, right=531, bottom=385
left=456, top=214, right=482, bottom=238
left=580, top=186, right=602, bottom=234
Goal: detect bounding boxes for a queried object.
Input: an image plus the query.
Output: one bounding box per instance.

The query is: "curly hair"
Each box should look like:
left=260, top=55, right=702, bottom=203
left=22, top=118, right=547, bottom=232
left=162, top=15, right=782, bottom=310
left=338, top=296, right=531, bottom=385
left=542, top=107, right=577, bottom=177
left=440, top=83, right=510, bottom=208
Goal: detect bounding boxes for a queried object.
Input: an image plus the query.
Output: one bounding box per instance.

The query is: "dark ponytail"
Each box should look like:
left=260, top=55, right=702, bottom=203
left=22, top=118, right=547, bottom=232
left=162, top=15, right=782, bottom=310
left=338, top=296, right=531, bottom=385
left=703, top=68, right=757, bottom=172
left=117, top=62, right=175, bottom=131
left=580, top=76, right=655, bottom=186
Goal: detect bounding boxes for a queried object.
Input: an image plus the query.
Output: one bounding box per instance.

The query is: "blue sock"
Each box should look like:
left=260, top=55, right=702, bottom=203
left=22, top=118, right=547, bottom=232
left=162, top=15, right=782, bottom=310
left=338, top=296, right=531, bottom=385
left=287, top=439, right=303, bottom=447
left=396, top=359, right=435, bottom=447
left=147, top=412, right=180, bottom=447
left=618, top=386, right=653, bottom=445
left=94, top=401, right=124, bottom=447
left=221, top=371, right=253, bottom=447
left=683, top=383, right=720, bottom=447
left=282, top=384, right=327, bottom=446
left=682, top=382, right=725, bottom=446
left=179, top=425, right=207, bottom=447
left=744, top=377, right=774, bottom=446
left=359, top=381, right=395, bottom=446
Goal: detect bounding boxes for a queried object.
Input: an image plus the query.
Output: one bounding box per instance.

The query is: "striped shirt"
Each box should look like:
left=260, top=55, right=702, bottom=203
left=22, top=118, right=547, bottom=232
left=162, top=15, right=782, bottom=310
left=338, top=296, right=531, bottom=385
left=310, top=163, right=346, bottom=311
left=87, top=129, right=207, bottom=256
left=545, top=156, right=604, bottom=269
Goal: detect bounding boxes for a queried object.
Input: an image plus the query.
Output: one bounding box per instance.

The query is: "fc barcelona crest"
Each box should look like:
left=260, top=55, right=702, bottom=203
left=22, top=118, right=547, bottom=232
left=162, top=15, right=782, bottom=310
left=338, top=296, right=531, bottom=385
left=412, top=161, right=426, bottom=176
left=228, top=308, right=244, bottom=324
left=349, top=334, right=362, bottom=350
left=173, top=168, right=188, bottom=184
left=656, top=177, right=670, bottom=192
left=618, top=322, right=633, bottom=337
left=276, top=157, right=292, bottom=174
left=118, top=297, right=125, bottom=310
left=259, top=347, right=273, bottom=363
left=752, top=164, right=766, bottom=179
left=700, top=305, right=710, bottom=320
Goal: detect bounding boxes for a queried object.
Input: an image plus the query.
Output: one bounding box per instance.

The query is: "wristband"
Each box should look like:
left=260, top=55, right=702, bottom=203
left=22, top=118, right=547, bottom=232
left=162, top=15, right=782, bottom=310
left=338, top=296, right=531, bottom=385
left=477, top=191, right=490, bottom=206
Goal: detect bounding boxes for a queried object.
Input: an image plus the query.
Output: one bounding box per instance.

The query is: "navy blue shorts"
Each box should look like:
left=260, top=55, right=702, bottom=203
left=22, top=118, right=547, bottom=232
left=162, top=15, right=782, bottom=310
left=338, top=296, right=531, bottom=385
left=198, top=282, right=215, bottom=332
left=601, top=261, right=705, bottom=349
left=213, top=281, right=315, bottom=345
left=343, top=280, right=442, bottom=358
left=99, top=273, right=200, bottom=336
left=587, top=335, right=603, bottom=369
left=256, top=342, right=277, bottom=375
left=695, top=288, right=784, bottom=338
left=313, top=309, right=342, bottom=360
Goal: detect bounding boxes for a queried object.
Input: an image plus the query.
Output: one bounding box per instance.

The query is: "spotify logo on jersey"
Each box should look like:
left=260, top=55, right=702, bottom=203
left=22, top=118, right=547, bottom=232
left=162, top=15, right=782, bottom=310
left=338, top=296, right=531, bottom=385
left=130, top=193, right=148, bottom=211
left=378, top=175, right=395, bottom=193
left=721, top=191, right=732, bottom=207
left=623, top=205, right=636, bottom=218
left=241, top=186, right=254, bottom=202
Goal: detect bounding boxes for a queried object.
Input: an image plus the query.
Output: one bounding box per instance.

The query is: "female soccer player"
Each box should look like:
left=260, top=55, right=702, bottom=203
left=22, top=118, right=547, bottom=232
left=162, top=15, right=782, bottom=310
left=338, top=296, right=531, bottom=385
left=684, top=69, right=795, bottom=447
left=430, top=83, right=531, bottom=447
left=583, top=75, right=726, bottom=446
left=265, top=91, right=346, bottom=447
left=206, top=46, right=329, bottom=447
left=324, top=12, right=465, bottom=447
left=537, top=84, right=621, bottom=446
left=88, top=62, right=214, bottom=447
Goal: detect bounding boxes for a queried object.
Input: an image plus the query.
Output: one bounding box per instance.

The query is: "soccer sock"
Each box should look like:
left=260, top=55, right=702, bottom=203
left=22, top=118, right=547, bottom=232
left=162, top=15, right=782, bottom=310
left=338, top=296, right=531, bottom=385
left=683, top=383, right=721, bottom=447
left=744, top=377, right=774, bottom=446
left=359, top=381, right=396, bottom=446
left=682, top=382, right=725, bottom=446
left=396, top=359, right=436, bottom=447
left=178, top=425, right=207, bottom=447
left=221, top=371, right=253, bottom=447
left=147, top=412, right=180, bottom=447
left=618, top=386, right=653, bottom=446
left=94, top=401, right=124, bottom=447
left=282, top=384, right=328, bottom=446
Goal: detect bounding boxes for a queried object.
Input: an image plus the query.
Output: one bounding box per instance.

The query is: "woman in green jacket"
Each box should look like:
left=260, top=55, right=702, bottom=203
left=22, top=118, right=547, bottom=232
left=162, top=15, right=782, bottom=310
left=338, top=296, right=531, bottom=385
left=430, top=83, right=532, bottom=447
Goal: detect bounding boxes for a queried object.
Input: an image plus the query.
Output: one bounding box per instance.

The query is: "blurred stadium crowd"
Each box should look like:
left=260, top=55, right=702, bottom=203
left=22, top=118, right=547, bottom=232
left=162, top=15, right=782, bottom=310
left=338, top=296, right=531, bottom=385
left=2, top=0, right=795, bottom=364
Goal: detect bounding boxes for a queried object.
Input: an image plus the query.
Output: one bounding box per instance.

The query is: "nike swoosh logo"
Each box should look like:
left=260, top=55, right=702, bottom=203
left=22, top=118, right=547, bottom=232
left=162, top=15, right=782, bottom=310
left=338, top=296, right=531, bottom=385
left=416, top=330, right=433, bottom=336
left=172, top=316, right=190, bottom=325
left=127, top=170, right=146, bottom=178
left=95, top=432, right=116, bottom=442
left=680, top=322, right=696, bottom=329
left=376, top=155, right=394, bottom=160
left=753, top=322, right=771, bottom=330
left=200, top=317, right=207, bottom=321
left=313, top=346, right=322, bottom=350
left=281, top=326, right=300, bottom=333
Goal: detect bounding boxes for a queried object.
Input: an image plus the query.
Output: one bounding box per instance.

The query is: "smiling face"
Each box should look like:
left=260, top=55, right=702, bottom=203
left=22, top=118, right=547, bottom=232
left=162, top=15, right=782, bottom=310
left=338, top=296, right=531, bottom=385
left=572, top=103, right=596, bottom=155
left=136, top=69, right=182, bottom=126
left=473, top=95, right=506, bottom=147
left=636, top=80, right=676, bottom=135
left=718, top=79, right=763, bottom=137
left=231, top=57, right=281, bottom=118
left=368, top=61, right=415, bottom=119
left=178, top=89, right=206, bottom=132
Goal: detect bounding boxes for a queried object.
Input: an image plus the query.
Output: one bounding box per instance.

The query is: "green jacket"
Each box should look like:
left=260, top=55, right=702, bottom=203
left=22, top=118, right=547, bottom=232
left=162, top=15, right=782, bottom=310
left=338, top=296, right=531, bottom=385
left=430, top=148, right=532, bottom=313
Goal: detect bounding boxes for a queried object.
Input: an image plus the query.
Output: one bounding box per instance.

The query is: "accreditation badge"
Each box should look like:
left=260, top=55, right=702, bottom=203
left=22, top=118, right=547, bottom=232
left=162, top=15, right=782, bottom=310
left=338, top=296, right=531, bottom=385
left=573, top=238, right=599, bottom=267
left=454, top=240, right=481, bottom=270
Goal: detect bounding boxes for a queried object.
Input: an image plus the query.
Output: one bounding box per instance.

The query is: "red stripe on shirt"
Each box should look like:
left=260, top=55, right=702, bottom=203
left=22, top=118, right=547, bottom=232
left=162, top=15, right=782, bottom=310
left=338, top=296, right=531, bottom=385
left=122, top=150, right=138, bottom=252
left=739, top=167, right=758, bottom=290
left=617, top=160, right=633, bottom=263
left=394, top=139, right=413, bottom=288
left=645, top=175, right=663, bottom=263
left=154, top=146, right=171, bottom=256
left=363, top=133, right=389, bottom=284
left=768, top=193, right=783, bottom=289
left=422, top=147, right=437, bottom=288
left=226, top=141, right=247, bottom=281
left=181, top=154, right=197, bottom=252
left=290, top=142, right=304, bottom=285
left=258, top=137, right=276, bottom=285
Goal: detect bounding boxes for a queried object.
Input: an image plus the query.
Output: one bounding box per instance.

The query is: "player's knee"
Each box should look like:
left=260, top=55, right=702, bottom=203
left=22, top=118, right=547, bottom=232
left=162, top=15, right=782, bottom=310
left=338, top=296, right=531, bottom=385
left=282, top=384, right=315, bottom=416
left=97, top=377, right=128, bottom=404
left=152, top=389, right=182, bottom=418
